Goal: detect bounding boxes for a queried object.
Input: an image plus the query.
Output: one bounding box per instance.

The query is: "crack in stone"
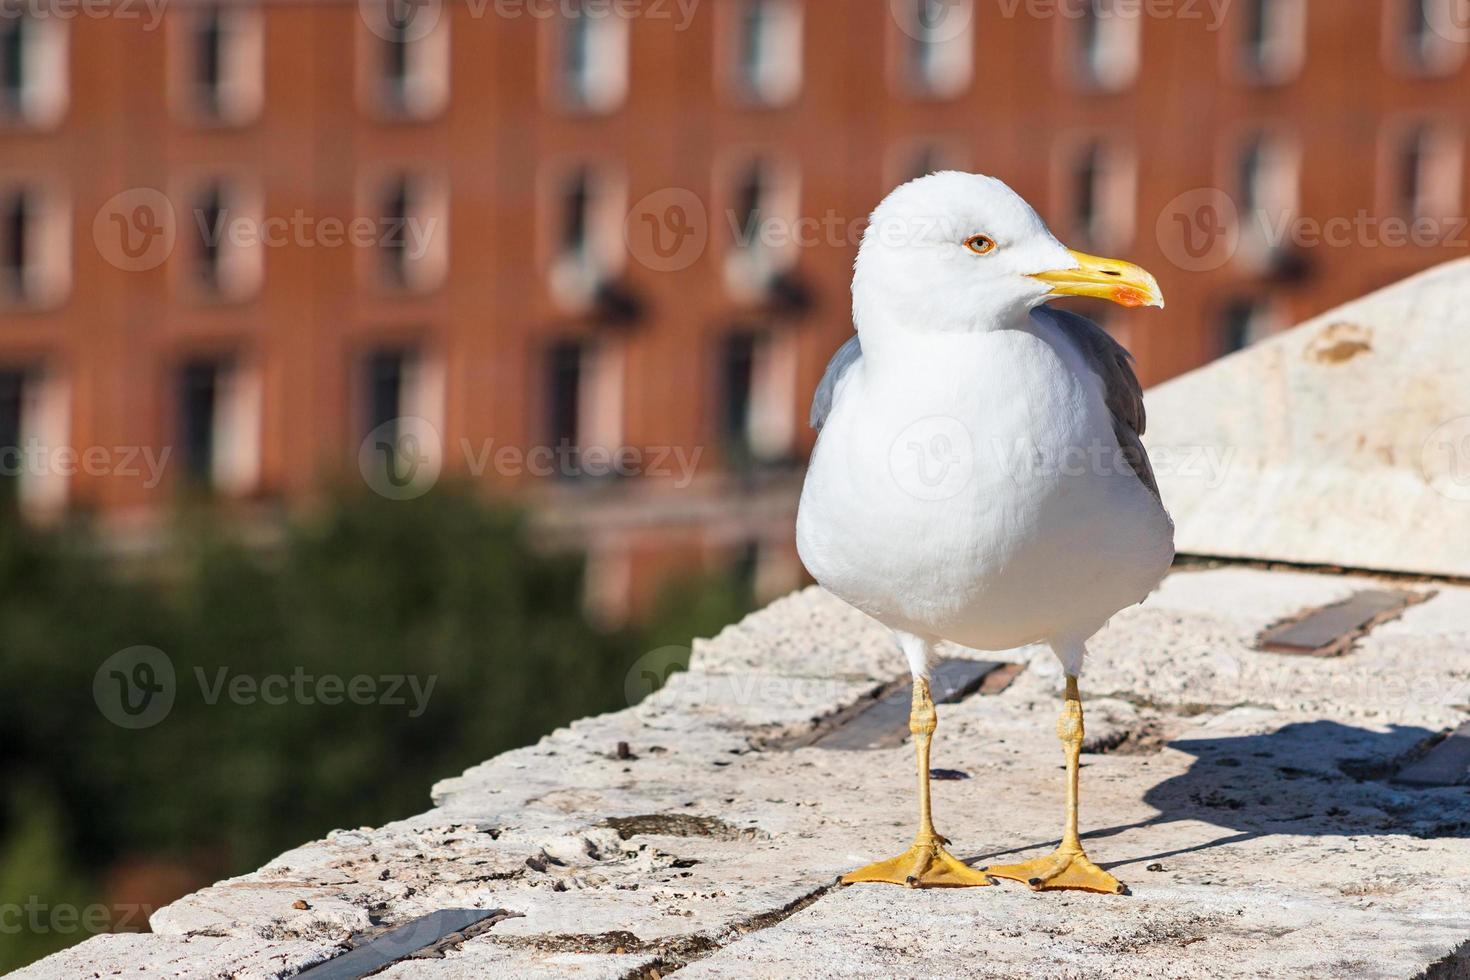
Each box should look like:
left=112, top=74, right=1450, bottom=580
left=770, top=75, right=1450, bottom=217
left=490, top=879, right=839, bottom=978
left=601, top=814, right=770, bottom=843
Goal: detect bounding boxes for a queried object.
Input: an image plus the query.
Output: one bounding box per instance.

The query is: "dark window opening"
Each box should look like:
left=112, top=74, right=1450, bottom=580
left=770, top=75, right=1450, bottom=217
left=1073, top=143, right=1103, bottom=243
left=0, top=19, right=26, bottom=113
left=1078, top=0, right=1103, bottom=80
left=194, top=8, right=224, bottom=116
left=909, top=145, right=944, bottom=181
left=1242, top=0, right=1270, bottom=67
left=193, top=183, right=227, bottom=291
left=732, top=164, right=767, bottom=248
left=1399, top=126, right=1428, bottom=216
left=1238, top=136, right=1267, bottom=213
left=364, top=348, right=407, bottom=435
left=720, top=331, right=757, bottom=465
left=547, top=340, right=584, bottom=472
left=562, top=169, right=591, bottom=258
left=1405, top=0, right=1436, bottom=63
left=910, top=0, right=946, bottom=86
left=1220, top=298, right=1266, bottom=354
left=380, top=177, right=411, bottom=286
left=1, top=192, right=29, bottom=298
left=178, top=359, right=222, bottom=485
left=0, top=369, right=24, bottom=498
left=382, top=19, right=411, bottom=110
left=737, top=0, right=775, bottom=98
left=562, top=13, right=591, bottom=105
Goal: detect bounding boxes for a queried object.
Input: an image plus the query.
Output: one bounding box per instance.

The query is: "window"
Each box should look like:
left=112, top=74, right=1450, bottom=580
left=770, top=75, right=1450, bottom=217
left=547, top=164, right=626, bottom=309
left=0, top=369, right=21, bottom=501
left=729, top=536, right=801, bottom=604
left=373, top=172, right=448, bottom=292
left=1391, top=122, right=1463, bottom=219
left=583, top=543, right=632, bottom=626
left=0, top=14, right=66, bottom=126
left=177, top=5, right=262, bottom=124
left=0, top=365, right=68, bottom=513
left=0, top=182, right=70, bottom=308
left=1219, top=297, right=1277, bottom=354
left=1074, top=0, right=1140, bottom=91
left=719, top=328, right=796, bottom=467
left=722, top=156, right=799, bottom=300
left=1397, top=0, right=1468, bottom=74
left=358, top=345, right=444, bottom=489
left=1239, top=0, right=1305, bottom=83
left=1065, top=139, right=1135, bottom=251
left=901, top=0, right=973, bottom=98
left=186, top=179, right=262, bottom=301
left=1235, top=131, right=1298, bottom=264
left=884, top=138, right=969, bottom=187
left=364, top=349, right=407, bottom=435
left=361, top=1, right=449, bottom=119
left=545, top=339, right=623, bottom=475
left=557, top=5, right=629, bottom=113
left=177, top=357, right=260, bottom=495
left=561, top=169, right=593, bottom=266
left=731, top=0, right=802, bottom=106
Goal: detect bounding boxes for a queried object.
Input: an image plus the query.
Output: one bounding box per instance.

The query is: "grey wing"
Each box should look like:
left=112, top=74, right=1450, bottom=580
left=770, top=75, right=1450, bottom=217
left=809, top=333, right=862, bottom=431
left=1034, top=306, right=1162, bottom=503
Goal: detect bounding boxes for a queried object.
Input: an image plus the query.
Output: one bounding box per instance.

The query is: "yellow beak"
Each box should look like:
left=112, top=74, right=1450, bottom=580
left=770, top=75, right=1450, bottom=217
left=1030, top=249, right=1165, bottom=309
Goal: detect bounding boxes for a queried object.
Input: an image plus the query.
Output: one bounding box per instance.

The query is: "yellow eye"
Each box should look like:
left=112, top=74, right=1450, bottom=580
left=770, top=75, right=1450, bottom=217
left=965, top=234, right=997, bottom=255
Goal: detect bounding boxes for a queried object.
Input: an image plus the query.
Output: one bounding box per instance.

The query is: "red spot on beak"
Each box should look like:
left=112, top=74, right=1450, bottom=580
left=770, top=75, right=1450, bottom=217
left=1113, top=286, right=1147, bottom=308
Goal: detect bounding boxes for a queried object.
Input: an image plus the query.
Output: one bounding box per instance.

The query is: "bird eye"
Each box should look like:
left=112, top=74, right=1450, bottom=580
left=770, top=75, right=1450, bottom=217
left=964, top=234, right=997, bottom=255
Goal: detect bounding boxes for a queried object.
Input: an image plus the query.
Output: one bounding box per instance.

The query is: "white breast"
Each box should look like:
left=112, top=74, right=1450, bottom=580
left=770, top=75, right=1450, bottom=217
left=796, top=324, right=1173, bottom=652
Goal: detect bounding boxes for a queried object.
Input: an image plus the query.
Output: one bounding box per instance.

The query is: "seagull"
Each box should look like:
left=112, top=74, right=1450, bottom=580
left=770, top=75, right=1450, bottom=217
left=797, top=172, right=1174, bottom=893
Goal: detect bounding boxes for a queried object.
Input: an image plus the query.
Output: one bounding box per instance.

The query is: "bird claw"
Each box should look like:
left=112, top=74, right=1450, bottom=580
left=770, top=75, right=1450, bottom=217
left=985, top=847, right=1125, bottom=895
left=842, top=838, right=995, bottom=889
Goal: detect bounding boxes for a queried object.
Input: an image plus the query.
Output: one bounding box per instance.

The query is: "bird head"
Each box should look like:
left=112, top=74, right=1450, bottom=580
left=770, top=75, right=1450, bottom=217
left=853, top=171, right=1163, bottom=335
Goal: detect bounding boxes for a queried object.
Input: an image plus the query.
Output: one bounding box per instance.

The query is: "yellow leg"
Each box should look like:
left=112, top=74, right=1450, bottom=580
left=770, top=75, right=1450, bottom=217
left=842, top=677, right=995, bottom=888
left=985, top=676, right=1125, bottom=895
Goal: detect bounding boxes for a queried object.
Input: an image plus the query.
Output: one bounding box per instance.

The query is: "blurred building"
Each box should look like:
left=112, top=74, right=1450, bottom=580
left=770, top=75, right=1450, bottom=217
left=0, top=0, right=1466, bottom=616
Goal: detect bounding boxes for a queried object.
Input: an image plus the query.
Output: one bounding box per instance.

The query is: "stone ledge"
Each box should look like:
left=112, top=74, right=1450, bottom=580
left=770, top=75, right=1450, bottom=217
left=16, top=568, right=1470, bottom=978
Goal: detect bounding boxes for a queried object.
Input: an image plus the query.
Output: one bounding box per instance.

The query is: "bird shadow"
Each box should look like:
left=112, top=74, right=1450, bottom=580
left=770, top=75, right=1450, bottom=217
left=961, top=719, right=1470, bottom=871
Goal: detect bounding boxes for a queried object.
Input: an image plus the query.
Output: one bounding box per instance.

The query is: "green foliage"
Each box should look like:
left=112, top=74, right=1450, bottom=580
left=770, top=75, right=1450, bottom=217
left=0, top=487, right=754, bottom=970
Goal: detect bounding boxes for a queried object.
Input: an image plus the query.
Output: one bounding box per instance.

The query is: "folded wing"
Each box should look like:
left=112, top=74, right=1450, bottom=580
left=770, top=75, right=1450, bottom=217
left=809, top=333, right=863, bottom=431
left=1033, top=306, right=1161, bottom=503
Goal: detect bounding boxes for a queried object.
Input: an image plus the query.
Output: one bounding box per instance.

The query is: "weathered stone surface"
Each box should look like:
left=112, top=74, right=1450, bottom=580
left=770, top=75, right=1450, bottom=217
left=1144, top=257, right=1470, bottom=579
left=373, top=939, right=659, bottom=979
left=8, top=933, right=340, bottom=979
left=19, top=569, right=1470, bottom=978
left=678, top=881, right=1470, bottom=980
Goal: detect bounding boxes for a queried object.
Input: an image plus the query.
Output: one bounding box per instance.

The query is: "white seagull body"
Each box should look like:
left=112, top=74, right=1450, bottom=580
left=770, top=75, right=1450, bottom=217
left=797, top=305, right=1174, bottom=673
left=796, top=171, right=1174, bottom=893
